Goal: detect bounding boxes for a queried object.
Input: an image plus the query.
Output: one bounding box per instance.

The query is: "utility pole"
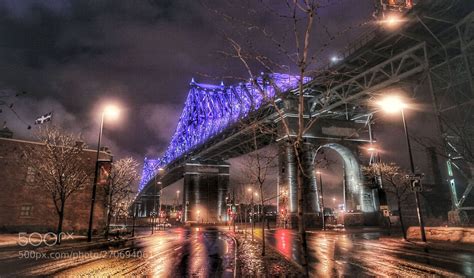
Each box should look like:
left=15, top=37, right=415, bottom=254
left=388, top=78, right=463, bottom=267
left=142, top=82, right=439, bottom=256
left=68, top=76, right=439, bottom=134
left=251, top=191, right=254, bottom=241
left=233, top=189, right=236, bottom=233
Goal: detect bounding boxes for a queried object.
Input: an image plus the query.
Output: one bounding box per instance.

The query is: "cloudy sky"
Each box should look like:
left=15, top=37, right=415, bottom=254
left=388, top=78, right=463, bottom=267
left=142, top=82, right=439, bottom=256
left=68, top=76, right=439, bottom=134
left=2, top=0, right=439, bottom=201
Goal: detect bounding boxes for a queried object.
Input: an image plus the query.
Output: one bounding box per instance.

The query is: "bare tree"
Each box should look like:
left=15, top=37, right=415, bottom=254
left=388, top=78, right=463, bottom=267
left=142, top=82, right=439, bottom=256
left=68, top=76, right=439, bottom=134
left=363, top=163, right=411, bottom=240
left=238, top=124, right=278, bottom=255
left=204, top=1, right=371, bottom=272
left=104, top=157, right=139, bottom=239
left=22, top=126, right=90, bottom=244
left=204, top=2, right=320, bottom=270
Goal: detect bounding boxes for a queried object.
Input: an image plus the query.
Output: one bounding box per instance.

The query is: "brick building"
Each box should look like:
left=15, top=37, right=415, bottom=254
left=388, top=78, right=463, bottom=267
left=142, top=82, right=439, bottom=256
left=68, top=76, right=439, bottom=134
left=0, top=130, right=112, bottom=234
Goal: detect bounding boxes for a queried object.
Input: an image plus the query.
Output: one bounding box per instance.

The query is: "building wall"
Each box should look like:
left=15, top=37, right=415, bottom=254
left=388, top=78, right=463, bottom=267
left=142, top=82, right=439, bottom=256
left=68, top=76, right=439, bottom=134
left=0, top=137, right=112, bottom=234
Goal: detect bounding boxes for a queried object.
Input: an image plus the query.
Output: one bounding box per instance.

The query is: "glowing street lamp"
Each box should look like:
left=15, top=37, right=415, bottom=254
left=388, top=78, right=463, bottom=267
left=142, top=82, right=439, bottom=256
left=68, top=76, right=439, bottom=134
left=377, top=95, right=426, bottom=242
left=87, top=104, right=120, bottom=242
left=367, top=146, right=377, bottom=153
left=380, top=13, right=404, bottom=29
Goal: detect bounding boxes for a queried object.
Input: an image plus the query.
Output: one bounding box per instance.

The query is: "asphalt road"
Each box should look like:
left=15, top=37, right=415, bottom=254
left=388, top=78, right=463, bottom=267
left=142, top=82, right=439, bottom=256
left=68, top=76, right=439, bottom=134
left=0, top=227, right=236, bottom=277
left=265, top=228, right=474, bottom=277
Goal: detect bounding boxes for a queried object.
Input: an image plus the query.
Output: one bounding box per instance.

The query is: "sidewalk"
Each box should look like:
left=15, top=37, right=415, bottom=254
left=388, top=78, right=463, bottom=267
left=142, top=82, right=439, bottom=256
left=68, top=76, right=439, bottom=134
left=218, top=227, right=304, bottom=276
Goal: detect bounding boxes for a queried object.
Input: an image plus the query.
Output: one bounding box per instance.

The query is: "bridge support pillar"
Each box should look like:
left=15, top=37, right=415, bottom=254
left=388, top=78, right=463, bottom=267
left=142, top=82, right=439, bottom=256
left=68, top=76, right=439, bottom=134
left=277, top=143, right=320, bottom=228
left=183, top=161, right=230, bottom=224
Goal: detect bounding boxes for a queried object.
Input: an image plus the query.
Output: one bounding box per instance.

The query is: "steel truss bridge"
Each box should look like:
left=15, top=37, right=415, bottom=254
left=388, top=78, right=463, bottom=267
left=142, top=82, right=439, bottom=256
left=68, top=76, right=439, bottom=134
left=135, top=0, right=474, bottom=225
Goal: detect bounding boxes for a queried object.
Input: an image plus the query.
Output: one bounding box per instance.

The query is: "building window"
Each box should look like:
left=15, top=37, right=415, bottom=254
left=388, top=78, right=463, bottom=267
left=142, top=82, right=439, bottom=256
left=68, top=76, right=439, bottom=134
left=20, top=205, right=32, bottom=217
left=26, top=167, right=35, bottom=183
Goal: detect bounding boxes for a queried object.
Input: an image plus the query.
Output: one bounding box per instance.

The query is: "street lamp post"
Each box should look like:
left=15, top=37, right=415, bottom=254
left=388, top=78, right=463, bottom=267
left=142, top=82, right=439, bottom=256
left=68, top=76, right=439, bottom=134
left=316, top=171, right=325, bottom=230
left=247, top=187, right=255, bottom=241
left=175, top=190, right=180, bottom=212
left=87, top=105, right=119, bottom=242
left=378, top=95, right=426, bottom=242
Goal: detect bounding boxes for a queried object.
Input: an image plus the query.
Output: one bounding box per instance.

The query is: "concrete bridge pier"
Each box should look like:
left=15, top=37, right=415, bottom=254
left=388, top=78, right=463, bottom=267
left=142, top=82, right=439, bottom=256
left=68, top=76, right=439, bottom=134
left=182, top=161, right=230, bottom=224
left=278, top=143, right=321, bottom=228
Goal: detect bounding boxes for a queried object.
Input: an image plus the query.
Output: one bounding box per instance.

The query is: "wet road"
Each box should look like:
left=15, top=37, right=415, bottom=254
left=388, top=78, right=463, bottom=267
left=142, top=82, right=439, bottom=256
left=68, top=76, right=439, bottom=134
left=266, top=228, right=474, bottom=277
left=0, top=227, right=236, bottom=277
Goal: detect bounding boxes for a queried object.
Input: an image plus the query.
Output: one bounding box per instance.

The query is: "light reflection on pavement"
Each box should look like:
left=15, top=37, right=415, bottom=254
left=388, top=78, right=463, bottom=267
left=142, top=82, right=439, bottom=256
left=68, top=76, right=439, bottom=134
left=0, top=227, right=235, bottom=277
left=266, top=228, right=473, bottom=277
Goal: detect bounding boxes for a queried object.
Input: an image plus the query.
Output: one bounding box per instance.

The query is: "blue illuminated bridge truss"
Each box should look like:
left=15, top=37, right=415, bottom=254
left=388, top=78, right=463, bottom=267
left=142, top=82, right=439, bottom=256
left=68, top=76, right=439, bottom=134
left=139, top=73, right=310, bottom=192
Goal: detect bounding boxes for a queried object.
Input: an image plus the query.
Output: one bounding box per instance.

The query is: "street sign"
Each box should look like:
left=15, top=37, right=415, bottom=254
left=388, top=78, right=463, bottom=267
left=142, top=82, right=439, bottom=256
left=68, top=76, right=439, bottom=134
left=407, top=173, right=424, bottom=192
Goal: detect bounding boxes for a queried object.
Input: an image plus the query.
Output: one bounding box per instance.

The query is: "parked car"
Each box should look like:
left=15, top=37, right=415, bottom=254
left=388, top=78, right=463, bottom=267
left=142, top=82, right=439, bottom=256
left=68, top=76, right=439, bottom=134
left=108, top=224, right=128, bottom=236
left=158, top=222, right=172, bottom=228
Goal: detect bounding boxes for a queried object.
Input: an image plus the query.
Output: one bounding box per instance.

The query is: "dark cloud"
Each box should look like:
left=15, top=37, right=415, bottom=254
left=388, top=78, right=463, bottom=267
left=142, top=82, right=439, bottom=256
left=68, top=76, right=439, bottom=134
left=0, top=0, right=379, bottom=197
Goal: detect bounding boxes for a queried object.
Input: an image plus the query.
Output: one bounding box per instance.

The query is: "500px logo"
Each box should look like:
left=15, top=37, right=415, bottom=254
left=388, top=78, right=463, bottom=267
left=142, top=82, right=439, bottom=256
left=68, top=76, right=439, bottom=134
left=17, top=232, right=74, bottom=247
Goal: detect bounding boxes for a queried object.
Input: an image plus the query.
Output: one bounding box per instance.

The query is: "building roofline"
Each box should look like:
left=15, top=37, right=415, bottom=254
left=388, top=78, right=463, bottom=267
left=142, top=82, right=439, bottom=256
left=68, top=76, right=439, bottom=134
left=0, top=137, right=112, bottom=155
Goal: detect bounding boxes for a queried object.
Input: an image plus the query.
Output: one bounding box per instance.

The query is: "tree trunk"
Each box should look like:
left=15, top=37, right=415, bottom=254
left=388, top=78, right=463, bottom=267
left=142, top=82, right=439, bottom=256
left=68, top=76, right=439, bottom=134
left=398, top=199, right=407, bottom=240
left=105, top=207, right=113, bottom=239
left=260, top=186, right=265, bottom=256
left=296, top=147, right=309, bottom=276
left=56, top=200, right=65, bottom=245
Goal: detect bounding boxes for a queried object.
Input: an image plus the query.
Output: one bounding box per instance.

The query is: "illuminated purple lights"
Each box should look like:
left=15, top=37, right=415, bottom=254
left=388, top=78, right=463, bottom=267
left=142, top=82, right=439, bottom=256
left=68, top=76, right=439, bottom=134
left=138, top=73, right=310, bottom=191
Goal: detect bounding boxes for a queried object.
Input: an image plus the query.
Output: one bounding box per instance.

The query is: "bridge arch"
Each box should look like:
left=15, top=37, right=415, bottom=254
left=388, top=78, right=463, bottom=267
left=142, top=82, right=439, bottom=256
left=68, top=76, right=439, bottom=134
left=314, top=143, right=375, bottom=213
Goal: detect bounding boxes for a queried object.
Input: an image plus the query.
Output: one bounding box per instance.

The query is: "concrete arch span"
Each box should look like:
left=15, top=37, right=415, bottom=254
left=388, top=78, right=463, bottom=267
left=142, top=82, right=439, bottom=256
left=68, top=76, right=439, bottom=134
left=315, top=143, right=376, bottom=213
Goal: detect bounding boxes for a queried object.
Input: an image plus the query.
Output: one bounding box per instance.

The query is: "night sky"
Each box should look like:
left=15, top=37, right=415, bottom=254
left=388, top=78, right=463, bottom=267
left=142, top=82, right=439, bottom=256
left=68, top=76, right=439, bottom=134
left=1, top=0, right=437, bottom=201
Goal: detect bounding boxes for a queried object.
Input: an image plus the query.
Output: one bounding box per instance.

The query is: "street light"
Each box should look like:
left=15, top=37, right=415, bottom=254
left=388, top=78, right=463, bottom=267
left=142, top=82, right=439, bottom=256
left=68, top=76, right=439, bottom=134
left=316, top=171, right=325, bottom=230
left=378, top=95, right=427, bottom=242
left=175, top=190, right=180, bottom=212
left=87, top=104, right=120, bottom=242
left=379, top=13, right=404, bottom=29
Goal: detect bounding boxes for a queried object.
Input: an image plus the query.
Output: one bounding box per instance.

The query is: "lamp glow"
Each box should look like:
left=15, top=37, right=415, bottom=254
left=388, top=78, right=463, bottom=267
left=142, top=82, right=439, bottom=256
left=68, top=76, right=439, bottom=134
left=367, top=145, right=378, bottom=153
left=103, top=105, right=120, bottom=120
left=378, top=95, right=407, bottom=113
left=381, top=14, right=404, bottom=28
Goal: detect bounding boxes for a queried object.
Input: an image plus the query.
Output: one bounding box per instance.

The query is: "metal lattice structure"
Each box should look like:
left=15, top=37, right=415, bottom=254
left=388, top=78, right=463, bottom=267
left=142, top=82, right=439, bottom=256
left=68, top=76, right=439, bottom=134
left=427, top=11, right=474, bottom=213
left=139, top=73, right=310, bottom=191
left=305, top=0, right=474, bottom=218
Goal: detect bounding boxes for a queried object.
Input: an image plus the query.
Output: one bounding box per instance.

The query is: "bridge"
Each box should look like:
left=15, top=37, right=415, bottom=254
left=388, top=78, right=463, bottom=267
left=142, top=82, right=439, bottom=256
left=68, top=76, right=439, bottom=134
left=134, top=0, right=474, bottom=226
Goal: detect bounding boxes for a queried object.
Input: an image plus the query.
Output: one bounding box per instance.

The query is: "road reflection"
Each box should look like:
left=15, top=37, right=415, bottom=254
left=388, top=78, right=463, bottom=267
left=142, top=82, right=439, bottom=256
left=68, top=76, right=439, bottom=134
left=267, top=228, right=473, bottom=277
left=274, top=229, right=293, bottom=258
left=0, top=227, right=236, bottom=277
